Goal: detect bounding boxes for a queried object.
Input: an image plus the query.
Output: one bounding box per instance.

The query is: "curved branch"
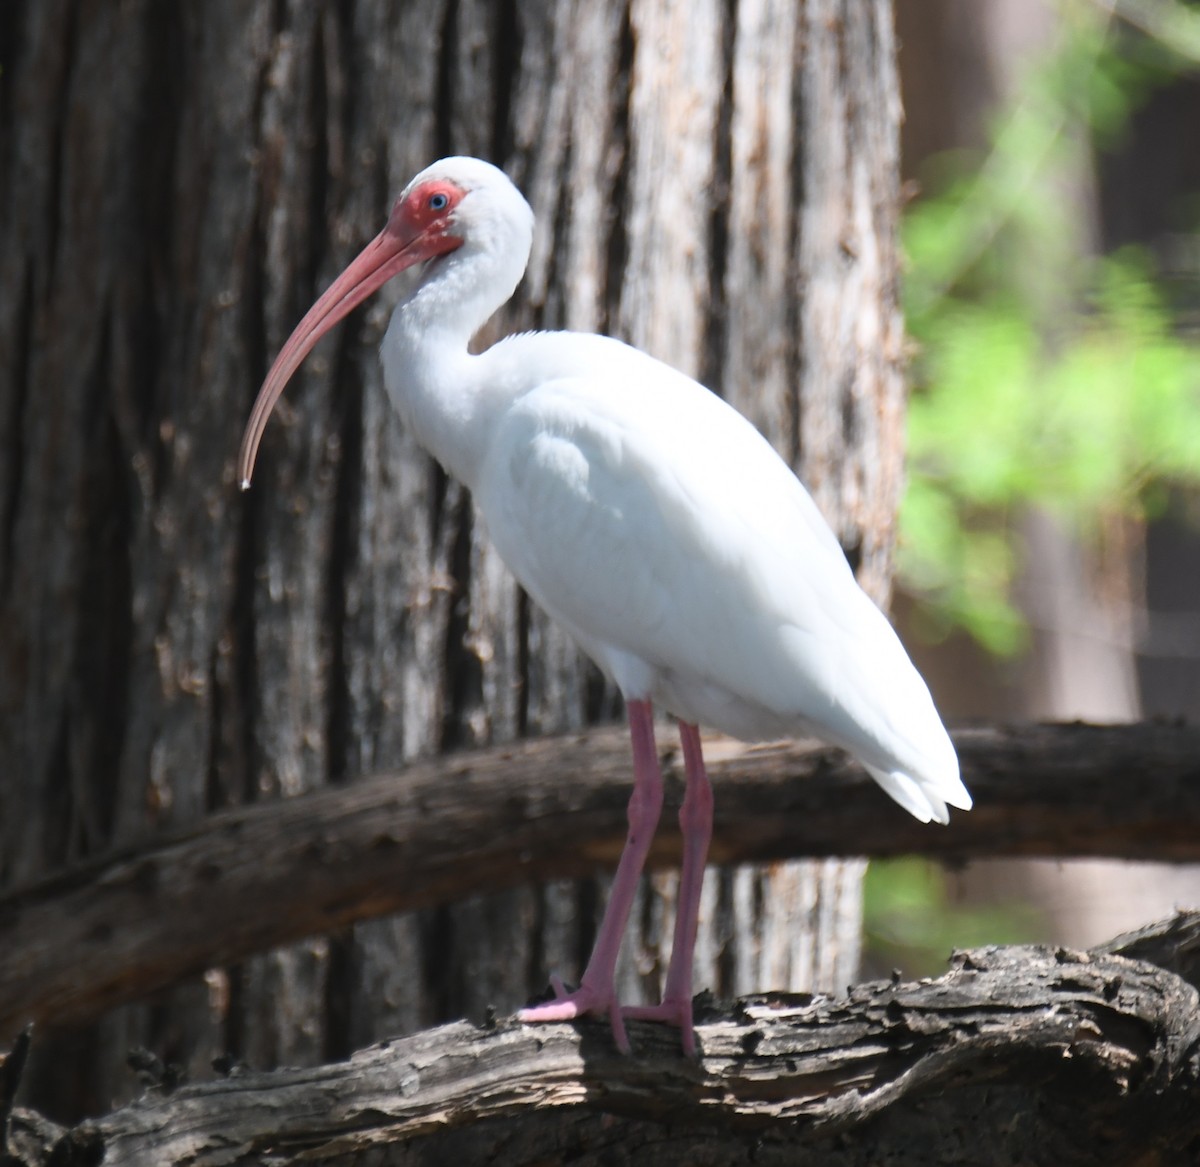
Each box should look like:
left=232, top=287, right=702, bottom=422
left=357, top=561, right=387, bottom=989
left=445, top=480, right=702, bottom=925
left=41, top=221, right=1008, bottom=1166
left=2, top=721, right=1199, bottom=1036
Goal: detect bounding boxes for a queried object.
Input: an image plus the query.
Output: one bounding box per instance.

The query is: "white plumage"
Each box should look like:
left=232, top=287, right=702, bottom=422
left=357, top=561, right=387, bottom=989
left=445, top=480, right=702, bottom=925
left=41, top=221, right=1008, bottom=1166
left=240, top=156, right=970, bottom=1054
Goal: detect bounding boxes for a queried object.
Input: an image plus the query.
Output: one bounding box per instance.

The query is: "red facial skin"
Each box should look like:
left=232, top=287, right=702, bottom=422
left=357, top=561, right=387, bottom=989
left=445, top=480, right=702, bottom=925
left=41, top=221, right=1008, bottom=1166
left=237, top=180, right=466, bottom=487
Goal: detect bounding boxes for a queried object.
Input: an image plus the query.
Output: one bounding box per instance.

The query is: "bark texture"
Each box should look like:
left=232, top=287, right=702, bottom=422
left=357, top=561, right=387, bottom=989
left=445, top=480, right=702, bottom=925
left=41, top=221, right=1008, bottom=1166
left=0, top=0, right=905, bottom=1119
left=6, top=913, right=1199, bottom=1166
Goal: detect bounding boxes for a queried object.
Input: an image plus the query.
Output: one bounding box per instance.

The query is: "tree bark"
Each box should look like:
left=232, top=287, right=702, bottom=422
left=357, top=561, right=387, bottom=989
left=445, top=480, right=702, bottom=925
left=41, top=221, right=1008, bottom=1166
left=0, top=0, right=905, bottom=1119
left=3, top=720, right=1199, bottom=1040
left=6, top=913, right=1199, bottom=1166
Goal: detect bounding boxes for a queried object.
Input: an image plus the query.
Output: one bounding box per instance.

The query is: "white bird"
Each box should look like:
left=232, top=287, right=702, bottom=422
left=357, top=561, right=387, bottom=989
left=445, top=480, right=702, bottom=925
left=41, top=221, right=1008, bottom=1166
left=239, top=156, right=971, bottom=1056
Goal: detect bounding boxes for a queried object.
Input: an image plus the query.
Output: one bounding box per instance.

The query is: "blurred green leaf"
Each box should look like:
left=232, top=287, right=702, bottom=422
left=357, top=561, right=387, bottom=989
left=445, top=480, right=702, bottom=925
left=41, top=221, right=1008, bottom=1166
left=898, top=5, right=1200, bottom=654
left=863, top=858, right=1045, bottom=978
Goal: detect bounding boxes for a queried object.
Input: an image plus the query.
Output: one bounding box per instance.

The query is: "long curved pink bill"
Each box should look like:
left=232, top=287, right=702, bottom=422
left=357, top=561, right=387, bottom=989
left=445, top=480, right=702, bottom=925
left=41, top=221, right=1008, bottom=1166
left=237, top=225, right=421, bottom=490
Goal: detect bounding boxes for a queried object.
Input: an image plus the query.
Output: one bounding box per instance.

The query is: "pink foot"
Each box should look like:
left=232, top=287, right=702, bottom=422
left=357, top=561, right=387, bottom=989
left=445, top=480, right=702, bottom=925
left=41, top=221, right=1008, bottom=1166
left=518, top=976, right=630, bottom=1052
left=622, top=998, right=697, bottom=1057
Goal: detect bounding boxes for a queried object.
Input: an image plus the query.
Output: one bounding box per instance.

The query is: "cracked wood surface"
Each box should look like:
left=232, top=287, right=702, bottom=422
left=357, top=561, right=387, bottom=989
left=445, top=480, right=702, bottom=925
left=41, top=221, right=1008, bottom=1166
left=9, top=913, right=1200, bottom=1166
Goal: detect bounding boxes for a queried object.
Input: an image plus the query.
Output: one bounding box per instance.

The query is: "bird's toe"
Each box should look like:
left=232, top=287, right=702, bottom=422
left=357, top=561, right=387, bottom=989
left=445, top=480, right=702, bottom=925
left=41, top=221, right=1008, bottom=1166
left=621, top=998, right=697, bottom=1056
left=518, top=984, right=631, bottom=1052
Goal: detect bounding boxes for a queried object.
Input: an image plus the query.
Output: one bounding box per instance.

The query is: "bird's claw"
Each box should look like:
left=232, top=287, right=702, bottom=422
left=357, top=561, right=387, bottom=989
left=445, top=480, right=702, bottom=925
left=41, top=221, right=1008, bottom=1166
left=518, top=980, right=630, bottom=1053
left=519, top=978, right=698, bottom=1056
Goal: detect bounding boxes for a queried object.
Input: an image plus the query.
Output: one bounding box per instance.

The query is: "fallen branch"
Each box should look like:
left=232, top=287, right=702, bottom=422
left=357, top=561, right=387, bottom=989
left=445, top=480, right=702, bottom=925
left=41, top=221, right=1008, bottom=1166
left=1, top=721, right=1198, bottom=1036
left=10, top=912, right=1200, bottom=1167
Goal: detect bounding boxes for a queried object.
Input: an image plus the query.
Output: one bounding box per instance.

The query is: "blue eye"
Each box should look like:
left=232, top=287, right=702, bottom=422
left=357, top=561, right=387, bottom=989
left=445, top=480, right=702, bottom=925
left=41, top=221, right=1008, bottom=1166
left=428, top=192, right=449, bottom=211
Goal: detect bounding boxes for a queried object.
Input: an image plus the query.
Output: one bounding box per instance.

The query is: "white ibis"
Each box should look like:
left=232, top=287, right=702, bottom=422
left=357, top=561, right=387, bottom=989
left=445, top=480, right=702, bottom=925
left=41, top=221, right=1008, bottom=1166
left=239, top=156, right=971, bottom=1056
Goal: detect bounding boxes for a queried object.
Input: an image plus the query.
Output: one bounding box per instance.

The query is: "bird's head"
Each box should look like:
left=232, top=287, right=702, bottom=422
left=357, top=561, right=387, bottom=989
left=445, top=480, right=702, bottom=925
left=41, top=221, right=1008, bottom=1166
left=397, top=156, right=534, bottom=266
left=237, top=157, right=532, bottom=488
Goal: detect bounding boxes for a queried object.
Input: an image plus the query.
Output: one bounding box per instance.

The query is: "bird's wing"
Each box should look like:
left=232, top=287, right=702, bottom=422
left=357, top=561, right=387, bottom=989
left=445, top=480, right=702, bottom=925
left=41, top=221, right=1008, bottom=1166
left=477, top=347, right=966, bottom=818
left=477, top=354, right=842, bottom=671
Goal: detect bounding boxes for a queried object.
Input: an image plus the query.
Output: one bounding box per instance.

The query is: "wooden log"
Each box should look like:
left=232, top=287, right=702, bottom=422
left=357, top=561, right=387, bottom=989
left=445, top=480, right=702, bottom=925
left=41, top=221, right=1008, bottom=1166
left=8, top=912, right=1199, bottom=1167
left=1, top=721, right=1198, bottom=1039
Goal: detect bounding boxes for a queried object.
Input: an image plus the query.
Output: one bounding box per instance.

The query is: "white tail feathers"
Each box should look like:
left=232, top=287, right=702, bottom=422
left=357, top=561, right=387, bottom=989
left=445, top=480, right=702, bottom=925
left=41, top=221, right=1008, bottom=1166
left=865, top=761, right=973, bottom=826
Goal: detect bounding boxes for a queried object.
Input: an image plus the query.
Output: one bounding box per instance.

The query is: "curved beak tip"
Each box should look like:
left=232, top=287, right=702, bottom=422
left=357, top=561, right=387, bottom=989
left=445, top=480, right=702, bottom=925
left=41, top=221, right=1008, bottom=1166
left=235, top=220, right=427, bottom=495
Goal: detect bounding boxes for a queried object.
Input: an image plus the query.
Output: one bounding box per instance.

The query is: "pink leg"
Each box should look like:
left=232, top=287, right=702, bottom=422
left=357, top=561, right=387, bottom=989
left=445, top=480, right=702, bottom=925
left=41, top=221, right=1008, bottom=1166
left=518, top=698, right=664, bottom=1052
left=622, top=721, right=713, bottom=1055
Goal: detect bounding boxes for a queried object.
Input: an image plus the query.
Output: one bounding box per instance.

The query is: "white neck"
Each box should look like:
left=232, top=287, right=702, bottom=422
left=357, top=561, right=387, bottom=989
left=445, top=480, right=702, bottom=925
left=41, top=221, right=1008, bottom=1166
left=380, top=236, right=528, bottom=490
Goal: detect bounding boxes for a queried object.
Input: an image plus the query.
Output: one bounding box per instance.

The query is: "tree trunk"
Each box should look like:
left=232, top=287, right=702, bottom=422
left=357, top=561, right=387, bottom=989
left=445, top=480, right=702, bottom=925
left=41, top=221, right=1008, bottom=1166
left=0, top=0, right=905, bottom=1119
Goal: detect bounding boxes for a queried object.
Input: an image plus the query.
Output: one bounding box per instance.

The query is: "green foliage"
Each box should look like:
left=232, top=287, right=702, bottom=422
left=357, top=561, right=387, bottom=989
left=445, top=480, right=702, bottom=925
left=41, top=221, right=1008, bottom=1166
left=898, top=6, right=1200, bottom=653
left=863, top=858, right=1045, bottom=978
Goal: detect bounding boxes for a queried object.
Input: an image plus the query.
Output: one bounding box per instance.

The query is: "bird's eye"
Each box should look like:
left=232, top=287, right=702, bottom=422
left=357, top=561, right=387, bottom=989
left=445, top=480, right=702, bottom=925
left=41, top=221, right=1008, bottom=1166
left=428, top=192, right=449, bottom=212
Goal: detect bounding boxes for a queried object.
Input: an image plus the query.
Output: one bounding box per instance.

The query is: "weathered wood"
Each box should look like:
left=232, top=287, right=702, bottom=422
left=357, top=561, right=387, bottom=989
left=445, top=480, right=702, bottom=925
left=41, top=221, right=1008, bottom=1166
left=1096, top=909, right=1200, bottom=988
left=8, top=913, right=1199, bottom=1166
left=2, top=721, right=1198, bottom=1039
